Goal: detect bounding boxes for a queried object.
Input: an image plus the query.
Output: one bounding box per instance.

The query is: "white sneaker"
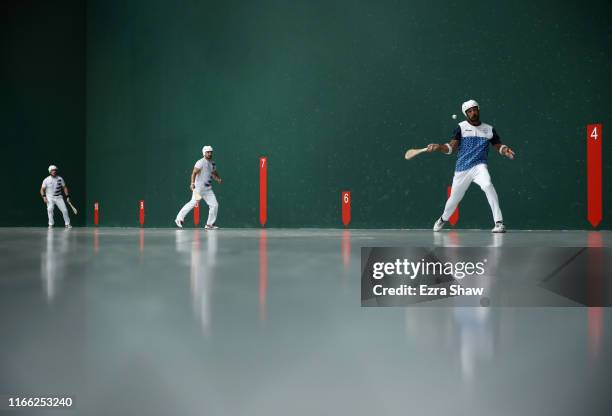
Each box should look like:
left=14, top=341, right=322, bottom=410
left=65, top=224, right=72, bottom=229
left=433, top=217, right=446, bottom=232
left=48, top=225, right=53, bottom=229
left=205, top=224, right=219, bottom=230
left=491, top=222, right=506, bottom=233
left=175, top=219, right=183, bottom=228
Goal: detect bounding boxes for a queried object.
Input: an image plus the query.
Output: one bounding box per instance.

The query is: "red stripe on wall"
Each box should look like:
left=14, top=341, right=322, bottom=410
left=260, top=157, right=267, bottom=227
left=587, top=124, right=602, bottom=228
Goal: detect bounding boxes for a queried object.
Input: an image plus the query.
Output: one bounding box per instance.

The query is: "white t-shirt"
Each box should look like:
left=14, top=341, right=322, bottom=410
left=42, top=175, right=66, bottom=197
left=194, top=158, right=216, bottom=191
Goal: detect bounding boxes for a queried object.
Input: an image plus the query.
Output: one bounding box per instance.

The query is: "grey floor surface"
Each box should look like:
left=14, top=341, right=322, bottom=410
left=0, top=228, right=611, bottom=415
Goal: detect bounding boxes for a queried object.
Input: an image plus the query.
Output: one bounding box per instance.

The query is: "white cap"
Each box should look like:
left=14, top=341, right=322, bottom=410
left=202, top=145, right=213, bottom=154
left=48, top=165, right=58, bottom=173
left=461, top=99, right=479, bottom=117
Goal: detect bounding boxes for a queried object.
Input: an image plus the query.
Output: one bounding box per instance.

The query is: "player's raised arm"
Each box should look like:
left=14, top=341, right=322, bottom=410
left=427, top=125, right=461, bottom=154
left=427, top=139, right=459, bottom=154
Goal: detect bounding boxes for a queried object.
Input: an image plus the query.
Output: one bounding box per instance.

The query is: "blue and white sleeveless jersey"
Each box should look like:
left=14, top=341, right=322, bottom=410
left=452, top=121, right=501, bottom=172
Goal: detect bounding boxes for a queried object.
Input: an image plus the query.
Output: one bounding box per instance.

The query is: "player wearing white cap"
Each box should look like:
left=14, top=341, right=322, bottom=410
left=175, top=146, right=223, bottom=229
left=40, top=165, right=72, bottom=228
left=427, top=100, right=515, bottom=233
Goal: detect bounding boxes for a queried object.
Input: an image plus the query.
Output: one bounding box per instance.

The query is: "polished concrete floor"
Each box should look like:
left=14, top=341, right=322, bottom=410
left=0, top=228, right=611, bottom=415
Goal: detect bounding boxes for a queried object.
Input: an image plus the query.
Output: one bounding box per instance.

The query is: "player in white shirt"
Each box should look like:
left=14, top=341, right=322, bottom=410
left=426, top=100, right=515, bottom=233
left=175, top=146, right=223, bottom=229
left=40, top=165, right=72, bottom=228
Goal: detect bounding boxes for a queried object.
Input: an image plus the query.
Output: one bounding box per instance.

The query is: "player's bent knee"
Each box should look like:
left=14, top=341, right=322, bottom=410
left=480, top=182, right=493, bottom=192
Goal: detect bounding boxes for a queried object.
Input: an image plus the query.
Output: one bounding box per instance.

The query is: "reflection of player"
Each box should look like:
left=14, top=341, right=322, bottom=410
left=427, top=100, right=515, bottom=233
left=454, top=307, right=495, bottom=382
left=174, top=229, right=217, bottom=335
left=175, top=146, right=223, bottom=229
left=41, top=227, right=69, bottom=301
left=40, top=165, right=72, bottom=228
left=193, top=230, right=217, bottom=334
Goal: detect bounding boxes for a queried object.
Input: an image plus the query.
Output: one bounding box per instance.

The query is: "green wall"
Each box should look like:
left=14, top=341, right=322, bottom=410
left=24, top=0, right=611, bottom=229
left=2, top=0, right=86, bottom=226
left=85, top=0, right=611, bottom=229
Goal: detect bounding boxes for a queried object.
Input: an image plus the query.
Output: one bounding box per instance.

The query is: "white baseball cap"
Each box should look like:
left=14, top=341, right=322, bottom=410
left=48, top=165, right=58, bottom=173
left=202, top=145, right=213, bottom=154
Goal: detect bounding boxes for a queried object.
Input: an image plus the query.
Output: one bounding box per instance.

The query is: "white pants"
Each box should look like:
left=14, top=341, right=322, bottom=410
left=46, top=196, right=70, bottom=226
left=176, top=189, right=218, bottom=226
left=442, top=164, right=503, bottom=223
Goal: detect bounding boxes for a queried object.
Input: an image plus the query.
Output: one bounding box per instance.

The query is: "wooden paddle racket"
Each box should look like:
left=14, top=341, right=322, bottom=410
left=67, top=199, right=78, bottom=215
left=404, top=147, right=428, bottom=160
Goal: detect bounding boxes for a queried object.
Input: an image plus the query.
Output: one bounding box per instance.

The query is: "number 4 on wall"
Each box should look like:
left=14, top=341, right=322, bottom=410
left=586, top=124, right=602, bottom=228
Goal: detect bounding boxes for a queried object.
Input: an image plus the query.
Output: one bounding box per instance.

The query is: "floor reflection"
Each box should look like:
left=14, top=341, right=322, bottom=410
left=2, top=228, right=610, bottom=415
left=194, top=230, right=217, bottom=335
left=139, top=228, right=144, bottom=262
left=341, top=229, right=351, bottom=273
left=94, top=228, right=100, bottom=253
left=588, top=231, right=603, bottom=362
left=404, top=307, right=497, bottom=383
left=175, top=230, right=218, bottom=335
left=454, top=307, right=495, bottom=382
left=259, top=229, right=267, bottom=323
left=41, top=229, right=70, bottom=302
left=433, top=230, right=460, bottom=247
left=415, top=229, right=504, bottom=381
left=490, top=232, right=504, bottom=248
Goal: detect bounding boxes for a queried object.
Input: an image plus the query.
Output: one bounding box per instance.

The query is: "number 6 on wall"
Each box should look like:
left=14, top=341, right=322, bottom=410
left=341, top=191, right=351, bottom=227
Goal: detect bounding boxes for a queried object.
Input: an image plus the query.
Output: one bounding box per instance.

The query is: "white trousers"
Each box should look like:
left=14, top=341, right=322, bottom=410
left=442, top=164, right=503, bottom=223
left=47, top=196, right=70, bottom=226
left=176, top=189, right=218, bottom=226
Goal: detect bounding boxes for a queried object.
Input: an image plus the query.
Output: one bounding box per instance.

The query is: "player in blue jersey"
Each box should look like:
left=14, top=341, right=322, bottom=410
left=426, top=100, right=515, bottom=233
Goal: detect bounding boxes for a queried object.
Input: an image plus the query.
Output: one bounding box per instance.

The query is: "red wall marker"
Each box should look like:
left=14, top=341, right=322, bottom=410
left=587, top=124, right=602, bottom=228
left=447, top=186, right=459, bottom=225
left=139, top=200, right=145, bottom=227
left=194, top=202, right=200, bottom=226
left=259, top=157, right=267, bottom=227
left=94, top=202, right=99, bottom=226
left=341, top=191, right=351, bottom=227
